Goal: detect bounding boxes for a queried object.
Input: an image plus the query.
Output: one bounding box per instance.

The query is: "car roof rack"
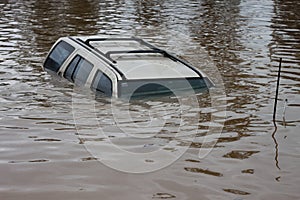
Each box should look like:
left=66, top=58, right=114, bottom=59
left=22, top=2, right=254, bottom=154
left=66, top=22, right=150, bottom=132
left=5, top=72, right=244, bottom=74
left=77, top=37, right=203, bottom=79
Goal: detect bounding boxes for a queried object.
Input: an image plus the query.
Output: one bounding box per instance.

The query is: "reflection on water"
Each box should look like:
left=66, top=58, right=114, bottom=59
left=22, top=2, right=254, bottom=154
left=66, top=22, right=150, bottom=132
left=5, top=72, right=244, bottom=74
left=0, top=0, right=299, bottom=199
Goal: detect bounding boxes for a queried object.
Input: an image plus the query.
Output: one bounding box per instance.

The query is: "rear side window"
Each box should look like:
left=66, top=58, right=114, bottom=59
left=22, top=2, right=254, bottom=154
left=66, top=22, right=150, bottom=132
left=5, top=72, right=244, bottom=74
left=91, top=70, right=112, bottom=96
left=44, top=41, right=75, bottom=72
left=64, top=55, right=93, bottom=85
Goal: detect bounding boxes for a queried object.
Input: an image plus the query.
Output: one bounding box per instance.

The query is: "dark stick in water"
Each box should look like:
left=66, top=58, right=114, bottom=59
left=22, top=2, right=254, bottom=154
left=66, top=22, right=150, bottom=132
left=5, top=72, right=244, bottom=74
left=273, top=58, right=282, bottom=122
left=272, top=58, right=282, bottom=170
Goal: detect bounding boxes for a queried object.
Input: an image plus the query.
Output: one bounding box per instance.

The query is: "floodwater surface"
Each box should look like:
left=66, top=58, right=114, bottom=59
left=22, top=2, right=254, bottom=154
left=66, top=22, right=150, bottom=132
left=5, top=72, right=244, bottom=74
left=0, top=0, right=299, bottom=200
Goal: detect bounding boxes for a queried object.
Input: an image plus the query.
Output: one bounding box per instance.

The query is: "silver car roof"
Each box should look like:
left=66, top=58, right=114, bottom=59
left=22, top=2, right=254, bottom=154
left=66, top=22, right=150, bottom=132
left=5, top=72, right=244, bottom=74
left=72, top=36, right=204, bottom=80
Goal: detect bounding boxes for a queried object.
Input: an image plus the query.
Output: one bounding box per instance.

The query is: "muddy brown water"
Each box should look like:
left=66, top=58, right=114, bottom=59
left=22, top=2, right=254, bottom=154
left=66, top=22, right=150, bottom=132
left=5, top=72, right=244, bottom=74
left=0, top=0, right=299, bottom=199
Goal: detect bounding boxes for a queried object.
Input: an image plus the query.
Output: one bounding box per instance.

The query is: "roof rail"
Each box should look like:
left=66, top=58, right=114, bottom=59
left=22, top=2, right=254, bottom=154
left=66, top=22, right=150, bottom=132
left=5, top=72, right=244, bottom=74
left=85, top=37, right=156, bottom=49
left=105, top=49, right=164, bottom=59
left=69, top=37, right=126, bottom=79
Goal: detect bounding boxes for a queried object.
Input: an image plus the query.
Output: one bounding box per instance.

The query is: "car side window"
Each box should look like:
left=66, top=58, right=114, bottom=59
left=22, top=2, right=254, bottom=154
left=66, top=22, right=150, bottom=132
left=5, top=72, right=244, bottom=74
left=64, top=55, right=93, bottom=85
left=64, top=55, right=80, bottom=82
left=91, top=70, right=112, bottom=96
left=44, top=41, right=75, bottom=72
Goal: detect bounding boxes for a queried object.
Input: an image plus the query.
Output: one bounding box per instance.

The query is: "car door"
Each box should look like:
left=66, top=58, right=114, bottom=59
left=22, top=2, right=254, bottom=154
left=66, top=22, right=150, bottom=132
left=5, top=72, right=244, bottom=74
left=64, top=54, right=94, bottom=86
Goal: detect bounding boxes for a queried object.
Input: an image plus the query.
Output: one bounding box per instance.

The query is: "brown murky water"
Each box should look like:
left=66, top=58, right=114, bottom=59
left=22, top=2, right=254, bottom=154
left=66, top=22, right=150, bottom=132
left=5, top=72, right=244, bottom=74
left=0, top=0, right=299, bottom=199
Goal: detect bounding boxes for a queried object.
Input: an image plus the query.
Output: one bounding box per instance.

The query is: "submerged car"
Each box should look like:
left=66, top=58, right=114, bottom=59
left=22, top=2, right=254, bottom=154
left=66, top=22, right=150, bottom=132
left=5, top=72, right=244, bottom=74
left=43, top=36, right=213, bottom=98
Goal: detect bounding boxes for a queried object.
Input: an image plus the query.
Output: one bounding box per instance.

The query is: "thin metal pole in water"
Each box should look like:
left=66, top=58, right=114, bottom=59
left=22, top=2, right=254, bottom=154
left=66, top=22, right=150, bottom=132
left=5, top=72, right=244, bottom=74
left=273, top=58, right=282, bottom=122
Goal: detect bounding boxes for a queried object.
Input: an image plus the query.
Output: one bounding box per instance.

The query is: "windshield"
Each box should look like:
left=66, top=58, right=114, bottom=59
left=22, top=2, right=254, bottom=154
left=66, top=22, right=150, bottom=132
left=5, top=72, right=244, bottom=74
left=118, top=78, right=211, bottom=98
